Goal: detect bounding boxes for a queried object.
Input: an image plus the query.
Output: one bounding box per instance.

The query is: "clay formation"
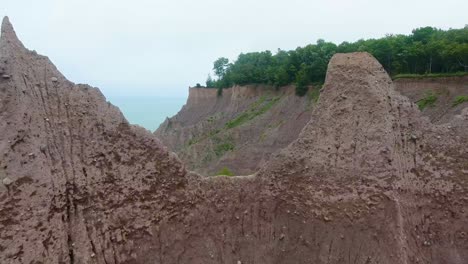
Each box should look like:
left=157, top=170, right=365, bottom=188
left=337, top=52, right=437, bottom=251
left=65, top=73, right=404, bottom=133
left=0, top=17, right=467, bottom=264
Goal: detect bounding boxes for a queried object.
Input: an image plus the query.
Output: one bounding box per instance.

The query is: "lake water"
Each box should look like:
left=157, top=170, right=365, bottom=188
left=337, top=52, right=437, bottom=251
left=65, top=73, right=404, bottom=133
left=107, top=96, right=186, bottom=132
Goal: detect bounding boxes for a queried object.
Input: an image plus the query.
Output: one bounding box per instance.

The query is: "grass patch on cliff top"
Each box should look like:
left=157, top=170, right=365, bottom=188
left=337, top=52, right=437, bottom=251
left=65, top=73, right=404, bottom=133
left=417, top=91, right=437, bottom=110
left=452, top=95, right=468, bottom=107
left=225, top=96, right=281, bottom=129
left=393, top=72, right=468, bottom=80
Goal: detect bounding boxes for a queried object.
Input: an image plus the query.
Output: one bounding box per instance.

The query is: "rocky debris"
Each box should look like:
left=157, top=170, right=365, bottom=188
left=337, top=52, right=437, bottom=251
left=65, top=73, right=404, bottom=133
left=2, top=177, right=12, bottom=186
left=0, top=16, right=467, bottom=264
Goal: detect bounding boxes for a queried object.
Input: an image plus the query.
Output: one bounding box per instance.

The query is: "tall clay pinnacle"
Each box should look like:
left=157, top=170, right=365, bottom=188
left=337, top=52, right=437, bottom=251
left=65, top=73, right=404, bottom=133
left=1, top=16, right=25, bottom=49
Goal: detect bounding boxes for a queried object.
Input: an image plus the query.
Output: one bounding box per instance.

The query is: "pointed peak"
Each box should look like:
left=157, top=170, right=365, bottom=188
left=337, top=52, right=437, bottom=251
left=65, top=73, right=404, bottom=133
left=1, top=16, right=25, bottom=48
left=2, top=16, right=11, bottom=26
left=1, top=16, right=15, bottom=36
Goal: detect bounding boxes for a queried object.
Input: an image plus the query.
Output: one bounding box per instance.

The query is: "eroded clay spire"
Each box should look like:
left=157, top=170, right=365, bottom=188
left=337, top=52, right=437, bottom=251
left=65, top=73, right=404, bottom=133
left=1, top=16, right=25, bottom=49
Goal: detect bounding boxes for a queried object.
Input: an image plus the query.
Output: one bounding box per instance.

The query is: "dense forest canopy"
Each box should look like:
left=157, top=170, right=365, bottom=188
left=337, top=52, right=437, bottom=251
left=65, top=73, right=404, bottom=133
left=202, top=26, right=468, bottom=96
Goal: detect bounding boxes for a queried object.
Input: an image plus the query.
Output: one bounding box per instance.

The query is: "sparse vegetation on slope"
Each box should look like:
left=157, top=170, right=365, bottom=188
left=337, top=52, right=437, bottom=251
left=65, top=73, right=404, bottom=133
left=225, top=96, right=281, bottom=129
left=417, top=91, right=438, bottom=110
left=452, top=95, right=468, bottom=107
left=214, top=142, right=235, bottom=157
left=186, top=96, right=282, bottom=148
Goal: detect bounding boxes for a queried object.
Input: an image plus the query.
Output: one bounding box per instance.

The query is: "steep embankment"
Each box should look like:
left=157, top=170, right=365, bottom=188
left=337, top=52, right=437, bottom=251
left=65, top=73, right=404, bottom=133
left=1, top=16, right=467, bottom=264
left=155, top=85, right=317, bottom=175
left=394, top=76, right=468, bottom=123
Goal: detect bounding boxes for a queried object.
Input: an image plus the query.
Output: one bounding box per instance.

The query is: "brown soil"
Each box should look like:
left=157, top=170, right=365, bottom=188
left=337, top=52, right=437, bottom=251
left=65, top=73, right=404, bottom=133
left=0, top=17, right=467, bottom=264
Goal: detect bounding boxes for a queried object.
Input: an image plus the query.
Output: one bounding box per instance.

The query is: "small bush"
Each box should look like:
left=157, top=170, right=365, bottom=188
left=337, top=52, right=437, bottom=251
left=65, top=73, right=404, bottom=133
left=417, top=92, right=437, bottom=110
left=214, top=142, right=234, bottom=156
left=206, top=116, right=215, bottom=123
left=452, top=95, right=468, bottom=107
left=295, top=84, right=308, bottom=96
left=217, top=167, right=234, bottom=176
left=188, top=139, right=196, bottom=146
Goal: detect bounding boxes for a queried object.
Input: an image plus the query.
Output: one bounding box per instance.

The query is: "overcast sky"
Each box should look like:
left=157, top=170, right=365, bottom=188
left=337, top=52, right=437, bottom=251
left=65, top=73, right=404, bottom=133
left=2, top=0, right=467, bottom=98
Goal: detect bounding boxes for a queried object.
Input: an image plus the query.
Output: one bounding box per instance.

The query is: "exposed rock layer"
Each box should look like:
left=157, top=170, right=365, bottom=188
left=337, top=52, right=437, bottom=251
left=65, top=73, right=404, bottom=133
left=1, top=17, right=467, bottom=264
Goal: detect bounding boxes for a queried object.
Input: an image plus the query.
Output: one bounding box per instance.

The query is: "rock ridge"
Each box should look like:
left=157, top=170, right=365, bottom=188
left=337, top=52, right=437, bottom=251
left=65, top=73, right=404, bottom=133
left=1, top=16, right=24, bottom=50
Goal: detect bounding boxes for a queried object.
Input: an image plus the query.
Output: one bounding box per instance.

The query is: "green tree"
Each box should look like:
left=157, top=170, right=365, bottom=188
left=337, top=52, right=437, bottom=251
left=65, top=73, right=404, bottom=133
left=213, top=57, right=229, bottom=78
left=197, top=25, right=468, bottom=93
left=274, top=67, right=290, bottom=87
left=452, top=43, right=468, bottom=72
left=295, top=64, right=309, bottom=96
left=412, top=27, right=438, bottom=44
left=206, top=74, right=215, bottom=88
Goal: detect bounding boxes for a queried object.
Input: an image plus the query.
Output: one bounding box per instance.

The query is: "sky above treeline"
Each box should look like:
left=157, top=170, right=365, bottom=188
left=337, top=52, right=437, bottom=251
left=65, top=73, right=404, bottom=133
left=2, top=0, right=467, bottom=98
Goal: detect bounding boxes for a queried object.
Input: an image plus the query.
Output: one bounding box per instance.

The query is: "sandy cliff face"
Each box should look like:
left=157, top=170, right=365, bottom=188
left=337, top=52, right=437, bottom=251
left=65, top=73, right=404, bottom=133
left=155, top=85, right=315, bottom=175
left=1, top=17, right=467, bottom=264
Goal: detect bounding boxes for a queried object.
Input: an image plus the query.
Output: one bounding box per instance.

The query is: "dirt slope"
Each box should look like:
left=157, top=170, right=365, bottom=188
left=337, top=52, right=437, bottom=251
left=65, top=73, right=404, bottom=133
left=155, top=85, right=315, bottom=175
left=0, top=17, right=467, bottom=264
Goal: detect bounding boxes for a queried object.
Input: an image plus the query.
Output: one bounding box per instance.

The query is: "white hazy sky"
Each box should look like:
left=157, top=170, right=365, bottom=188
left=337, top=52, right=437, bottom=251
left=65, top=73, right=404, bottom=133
left=2, top=0, right=467, bottom=98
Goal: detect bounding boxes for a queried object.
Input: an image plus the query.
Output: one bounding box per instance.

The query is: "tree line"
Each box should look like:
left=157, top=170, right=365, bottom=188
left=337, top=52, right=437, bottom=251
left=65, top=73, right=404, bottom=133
left=200, top=26, right=468, bottom=96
